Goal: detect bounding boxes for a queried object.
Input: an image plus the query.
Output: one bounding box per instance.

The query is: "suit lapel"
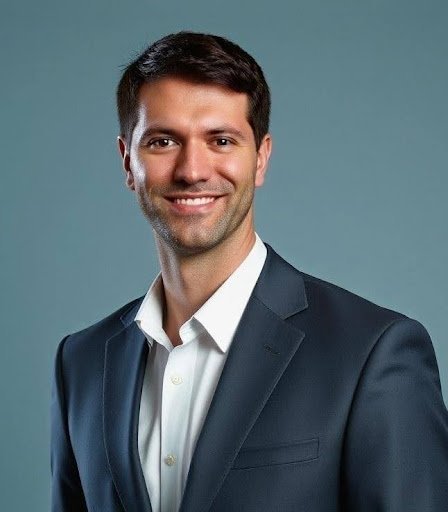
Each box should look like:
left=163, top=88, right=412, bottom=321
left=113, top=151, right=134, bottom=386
left=180, top=245, right=308, bottom=512
left=103, top=300, right=153, bottom=512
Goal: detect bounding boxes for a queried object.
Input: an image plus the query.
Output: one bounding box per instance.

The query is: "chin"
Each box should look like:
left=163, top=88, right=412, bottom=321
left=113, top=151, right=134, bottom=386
left=158, top=227, right=229, bottom=257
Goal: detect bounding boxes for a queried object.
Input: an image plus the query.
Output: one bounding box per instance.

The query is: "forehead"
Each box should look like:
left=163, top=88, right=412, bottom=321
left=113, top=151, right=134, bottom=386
left=135, top=77, right=251, bottom=130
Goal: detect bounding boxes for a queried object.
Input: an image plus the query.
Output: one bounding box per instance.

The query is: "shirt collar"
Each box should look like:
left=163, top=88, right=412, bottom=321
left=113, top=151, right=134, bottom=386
left=134, top=234, right=267, bottom=353
left=193, top=234, right=266, bottom=352
left=134, top=274, right=172, bottom=350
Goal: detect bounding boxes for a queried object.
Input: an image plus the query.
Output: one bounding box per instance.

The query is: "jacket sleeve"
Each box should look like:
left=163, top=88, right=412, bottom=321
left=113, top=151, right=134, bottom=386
left=342, top=318, right=448, bottom=511
left=51, top=336, right=88, bottom=512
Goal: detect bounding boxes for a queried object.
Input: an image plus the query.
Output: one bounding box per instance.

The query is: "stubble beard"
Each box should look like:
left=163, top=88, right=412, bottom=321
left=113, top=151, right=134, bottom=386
left=136, top=185, right=255, bottom=257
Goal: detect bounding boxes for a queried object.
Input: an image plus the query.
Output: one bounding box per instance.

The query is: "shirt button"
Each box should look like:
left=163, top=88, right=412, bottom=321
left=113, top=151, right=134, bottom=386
left=164, top=454, right=176, bottom=466
left=170, top=374, right=183, bottom=385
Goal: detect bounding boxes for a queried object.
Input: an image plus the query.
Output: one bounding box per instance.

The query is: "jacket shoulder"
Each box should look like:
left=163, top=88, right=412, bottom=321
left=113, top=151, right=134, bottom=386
left=296, top=269, right=432, bottom=360
left=301, top=270, right=405, bottom=320
left=59, top=295, right=144, bottom=356
left=265, top=244, right=407, bottom=327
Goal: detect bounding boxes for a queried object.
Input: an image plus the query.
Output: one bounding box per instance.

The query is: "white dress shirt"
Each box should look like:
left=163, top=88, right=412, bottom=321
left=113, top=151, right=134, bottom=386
left=134, top=234, right=267, bottom=512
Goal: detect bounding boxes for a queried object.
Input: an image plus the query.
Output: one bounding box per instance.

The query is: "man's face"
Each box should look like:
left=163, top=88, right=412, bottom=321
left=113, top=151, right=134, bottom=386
left=118, top=77, right=271, bottom=256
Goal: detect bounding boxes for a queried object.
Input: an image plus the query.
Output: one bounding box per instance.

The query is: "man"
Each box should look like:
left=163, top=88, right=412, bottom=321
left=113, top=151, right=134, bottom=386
left=51, top=31, right=448, bottom=512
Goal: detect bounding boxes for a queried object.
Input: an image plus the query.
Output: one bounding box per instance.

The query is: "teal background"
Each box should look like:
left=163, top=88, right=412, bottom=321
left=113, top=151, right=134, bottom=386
left=1, top=0, right=447, bottom=509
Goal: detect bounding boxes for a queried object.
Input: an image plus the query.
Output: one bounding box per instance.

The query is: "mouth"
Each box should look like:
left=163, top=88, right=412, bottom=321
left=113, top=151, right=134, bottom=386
left=164, top=195, right=222, bottom=213
left=171, top=196, right=216, bottom=206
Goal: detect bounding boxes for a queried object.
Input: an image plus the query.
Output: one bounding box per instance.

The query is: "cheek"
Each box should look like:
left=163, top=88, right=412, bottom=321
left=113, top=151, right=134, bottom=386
left=134, top=155, right=175, bottom=188
left=216, top=153, right=257, bottom=183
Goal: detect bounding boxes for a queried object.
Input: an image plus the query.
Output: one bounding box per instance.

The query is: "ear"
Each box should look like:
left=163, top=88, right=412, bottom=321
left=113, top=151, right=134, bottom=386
left=254, top=134, right=272, bottom=187
left=117, top=136, right=135, bottom=190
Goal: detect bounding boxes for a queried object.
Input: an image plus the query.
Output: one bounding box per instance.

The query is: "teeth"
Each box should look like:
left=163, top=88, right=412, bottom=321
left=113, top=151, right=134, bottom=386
left=174, top=197, right=215, bottom=205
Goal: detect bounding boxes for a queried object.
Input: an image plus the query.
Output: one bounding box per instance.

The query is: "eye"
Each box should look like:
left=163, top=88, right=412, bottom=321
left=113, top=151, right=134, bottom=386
left=214, top=138, right=234, bottom=147
left=148, top=138, right=176, bottom=149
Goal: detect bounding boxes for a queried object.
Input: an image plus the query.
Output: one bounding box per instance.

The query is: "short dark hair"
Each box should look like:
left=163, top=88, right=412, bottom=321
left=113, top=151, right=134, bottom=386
left=116, top=31, right=270, bottom=149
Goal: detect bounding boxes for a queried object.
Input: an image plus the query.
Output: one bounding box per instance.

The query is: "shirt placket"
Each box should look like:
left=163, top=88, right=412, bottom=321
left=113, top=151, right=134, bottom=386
left=160, top=336, right=196, bottom=512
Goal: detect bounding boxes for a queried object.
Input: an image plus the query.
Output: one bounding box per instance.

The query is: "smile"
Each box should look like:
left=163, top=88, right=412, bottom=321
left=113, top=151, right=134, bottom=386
left=172, top=197, right=216, bottom=205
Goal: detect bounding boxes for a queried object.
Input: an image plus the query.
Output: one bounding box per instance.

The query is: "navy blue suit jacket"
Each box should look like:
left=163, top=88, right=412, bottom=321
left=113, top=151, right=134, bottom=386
left=51, top=245, right=448, bottom=511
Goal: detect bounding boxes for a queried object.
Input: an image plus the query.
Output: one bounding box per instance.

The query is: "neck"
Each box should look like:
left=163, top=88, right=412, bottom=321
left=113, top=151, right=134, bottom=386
left=156, top=227, right=256, bottom=347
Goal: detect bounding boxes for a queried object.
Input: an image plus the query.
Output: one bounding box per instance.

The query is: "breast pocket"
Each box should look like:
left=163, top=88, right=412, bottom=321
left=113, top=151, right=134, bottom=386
left=231, top=437, right=319, bottom=470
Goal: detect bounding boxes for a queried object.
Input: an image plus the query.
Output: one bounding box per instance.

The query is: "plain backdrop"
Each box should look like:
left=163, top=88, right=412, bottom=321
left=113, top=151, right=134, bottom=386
left=1, top=1, right=447, bottom=509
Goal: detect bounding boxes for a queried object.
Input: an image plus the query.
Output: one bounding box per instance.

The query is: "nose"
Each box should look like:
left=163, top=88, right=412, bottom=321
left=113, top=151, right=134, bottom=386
left=173, top=141, right=212, bottom=184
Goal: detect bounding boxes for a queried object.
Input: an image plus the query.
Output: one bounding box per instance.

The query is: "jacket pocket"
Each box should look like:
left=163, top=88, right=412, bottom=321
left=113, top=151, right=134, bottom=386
left=232, top=437, right=319, bottom=469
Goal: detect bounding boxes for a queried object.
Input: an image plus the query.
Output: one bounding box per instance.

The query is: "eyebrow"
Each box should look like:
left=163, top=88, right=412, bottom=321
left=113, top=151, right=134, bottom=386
left=139, top=125, right=248, bottom=142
